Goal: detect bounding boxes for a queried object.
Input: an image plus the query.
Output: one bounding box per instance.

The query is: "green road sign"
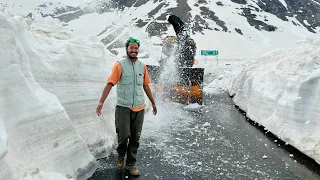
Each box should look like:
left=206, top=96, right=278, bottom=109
left=200, top=50, right=219, bottom=56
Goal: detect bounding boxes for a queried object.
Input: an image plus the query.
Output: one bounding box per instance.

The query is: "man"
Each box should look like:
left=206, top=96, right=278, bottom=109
left=96, top=37, right=157, bottom=176
left=167, top=15, right=197, bottom=68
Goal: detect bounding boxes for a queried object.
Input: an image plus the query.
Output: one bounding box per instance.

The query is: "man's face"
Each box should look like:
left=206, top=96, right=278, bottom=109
left=127, top=42, right=139, bottom=59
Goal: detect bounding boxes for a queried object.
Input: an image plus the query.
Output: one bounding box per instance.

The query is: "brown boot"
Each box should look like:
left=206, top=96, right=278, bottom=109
left=117, top=156, right=125, bottom=169
left=125, top=165, right=140, bottom=176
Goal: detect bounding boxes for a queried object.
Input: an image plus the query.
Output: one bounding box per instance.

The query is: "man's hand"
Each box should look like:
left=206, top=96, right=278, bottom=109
left=96, top=102, right=103, bottom=116
left=143, top=85, right=157, bottom=115
left=96, top=83, right=113, bottom=116
left=152, top=103, right=157, bottom=115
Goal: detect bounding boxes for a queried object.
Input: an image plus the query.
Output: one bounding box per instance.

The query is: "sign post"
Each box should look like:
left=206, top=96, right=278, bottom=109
left=200, top=50, right=219, bottom=64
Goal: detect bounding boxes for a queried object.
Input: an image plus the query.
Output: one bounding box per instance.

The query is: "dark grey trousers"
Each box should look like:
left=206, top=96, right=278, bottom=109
left=115, top=105, right=144, bottom=165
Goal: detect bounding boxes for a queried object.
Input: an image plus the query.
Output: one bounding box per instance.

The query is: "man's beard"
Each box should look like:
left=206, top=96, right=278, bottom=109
left=127, top=52, right=137, bottom=60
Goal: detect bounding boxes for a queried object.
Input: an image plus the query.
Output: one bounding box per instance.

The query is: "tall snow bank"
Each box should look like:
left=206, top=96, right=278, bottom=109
left=0, top=6, right=117, bottom=180
left=0, top=116, right=12, bottom=180
left=25, top=13, right=117, bottom=159
left=228, top=37, right=320, bottom=164
left=0, top=116, right=7, bottom=159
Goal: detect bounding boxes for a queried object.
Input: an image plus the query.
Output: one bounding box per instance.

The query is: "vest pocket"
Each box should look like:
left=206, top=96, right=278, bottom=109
left=136, top=74, right=143, bottom=85
left=118, top=89, right=133, bottom=105
left=136, top=90, right=144, bottom=105
left=117, top=89, right=125, bottom=105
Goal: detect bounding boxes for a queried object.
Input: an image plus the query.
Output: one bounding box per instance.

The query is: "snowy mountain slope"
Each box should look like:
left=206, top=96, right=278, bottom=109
left=2, top=0, right=319, bottom=59
left=14, top=0, right=319, bottom=34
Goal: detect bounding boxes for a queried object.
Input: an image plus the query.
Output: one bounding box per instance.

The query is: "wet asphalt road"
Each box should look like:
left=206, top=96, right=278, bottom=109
left=89, top=94, right=320, bottom=180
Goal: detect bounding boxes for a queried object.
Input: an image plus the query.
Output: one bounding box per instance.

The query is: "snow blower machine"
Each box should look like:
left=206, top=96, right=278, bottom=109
left=146, top=15, right=204, bottom=105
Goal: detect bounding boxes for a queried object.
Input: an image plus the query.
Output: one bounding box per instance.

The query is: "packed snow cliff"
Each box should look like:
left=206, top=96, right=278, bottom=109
left=0, top=6, right=117, bottom=180
left=228, top=37, right=320, bottom=165
left=1, top=1, right=320, bottom=180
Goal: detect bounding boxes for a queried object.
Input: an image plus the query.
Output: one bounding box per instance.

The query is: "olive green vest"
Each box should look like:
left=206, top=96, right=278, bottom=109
left=116, top=58, right=145, bottom=108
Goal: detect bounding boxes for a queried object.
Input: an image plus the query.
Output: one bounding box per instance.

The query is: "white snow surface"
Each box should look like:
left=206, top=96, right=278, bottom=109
left=0, top=6, right=117, bottom=180
left=0, top=0, right=93, bottom=15
left=1, top=0, right=320, bottom=179
left=1, top=0, right=318, bottom=60
left=278, top=0, right=288, bottom=9
left=228, top=37, right=320, bottom=165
